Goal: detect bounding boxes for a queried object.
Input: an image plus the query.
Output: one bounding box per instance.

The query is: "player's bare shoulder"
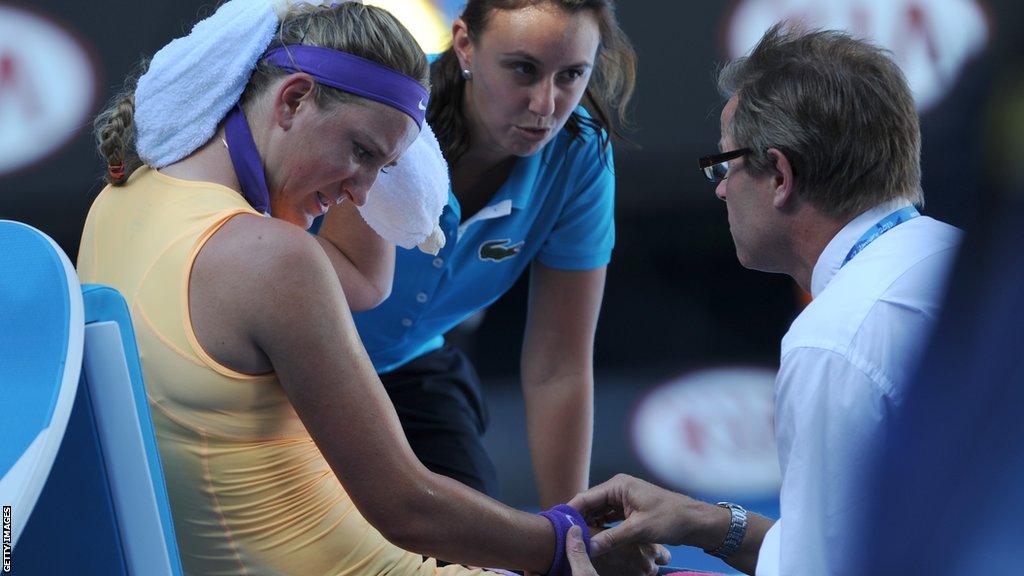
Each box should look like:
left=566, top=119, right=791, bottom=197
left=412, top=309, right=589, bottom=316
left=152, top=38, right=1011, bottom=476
left=190, top=214, right=340, bottom=361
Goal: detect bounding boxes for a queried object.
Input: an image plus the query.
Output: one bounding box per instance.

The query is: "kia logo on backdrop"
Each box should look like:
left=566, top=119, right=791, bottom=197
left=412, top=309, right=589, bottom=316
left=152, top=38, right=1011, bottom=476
left=630, top=367, right=780, bottom=499
left=0, top=4, right=99, bottom=177
left=724, top=0, right=991, bottom=113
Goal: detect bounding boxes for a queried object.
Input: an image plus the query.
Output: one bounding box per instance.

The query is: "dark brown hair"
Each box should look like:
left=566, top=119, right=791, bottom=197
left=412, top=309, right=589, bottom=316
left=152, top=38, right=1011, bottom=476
left=95, top=2, right=428, bottom=185
left=719, top=23, right=923, bottom=218
left=428, top=0, right=637, bottom=165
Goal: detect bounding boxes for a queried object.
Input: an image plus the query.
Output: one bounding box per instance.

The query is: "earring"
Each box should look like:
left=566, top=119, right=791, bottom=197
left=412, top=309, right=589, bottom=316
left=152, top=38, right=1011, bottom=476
left=461, top=68, right=473, bottom=81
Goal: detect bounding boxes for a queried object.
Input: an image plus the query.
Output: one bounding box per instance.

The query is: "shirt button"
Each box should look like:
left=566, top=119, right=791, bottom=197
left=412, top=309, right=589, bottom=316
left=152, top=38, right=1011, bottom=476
left=416, top=292, right=428, bottom=303
left=401, top=318, right=413, bottom=328
left=432, top=257, right=444, bottom=268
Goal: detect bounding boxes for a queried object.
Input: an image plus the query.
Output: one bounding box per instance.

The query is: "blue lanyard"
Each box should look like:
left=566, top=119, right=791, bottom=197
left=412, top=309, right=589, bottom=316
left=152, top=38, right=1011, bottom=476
left=841, top=206, right=920, bottom=268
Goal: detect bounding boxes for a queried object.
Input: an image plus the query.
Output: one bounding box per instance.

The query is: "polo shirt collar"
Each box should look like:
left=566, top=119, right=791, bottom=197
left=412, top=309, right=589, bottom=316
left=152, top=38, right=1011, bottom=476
left=452, top=152, right=543, bottom=240
left=810, top=197, right=913, bottom=298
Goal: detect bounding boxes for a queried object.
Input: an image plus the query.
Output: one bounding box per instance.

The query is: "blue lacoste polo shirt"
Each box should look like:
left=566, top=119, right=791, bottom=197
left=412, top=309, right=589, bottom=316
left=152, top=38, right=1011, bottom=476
left=353, top=118, right=616, bottom=373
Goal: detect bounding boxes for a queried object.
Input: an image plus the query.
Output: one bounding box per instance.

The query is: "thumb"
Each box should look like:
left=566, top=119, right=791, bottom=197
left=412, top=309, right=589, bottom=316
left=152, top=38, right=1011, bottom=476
left=589, top=520, right=638, bottom=556
left=566, top=525, right=597, bottom=576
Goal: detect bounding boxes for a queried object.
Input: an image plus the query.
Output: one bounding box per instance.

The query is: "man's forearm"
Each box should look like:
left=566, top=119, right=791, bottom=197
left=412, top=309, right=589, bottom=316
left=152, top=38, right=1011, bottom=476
left=724, top=513, right=773, bottom=575
left=662, top=498, right=773, bottom=575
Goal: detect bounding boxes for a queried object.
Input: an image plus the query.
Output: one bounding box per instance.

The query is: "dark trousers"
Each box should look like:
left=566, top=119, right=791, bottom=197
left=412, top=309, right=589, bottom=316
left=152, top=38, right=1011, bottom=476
left=380, top=344, right=501, bottom=499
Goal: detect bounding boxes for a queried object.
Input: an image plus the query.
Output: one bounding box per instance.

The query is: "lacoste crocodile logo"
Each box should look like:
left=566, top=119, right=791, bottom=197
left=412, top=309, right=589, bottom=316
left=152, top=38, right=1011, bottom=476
left=479, top=239, right=524, bottom=262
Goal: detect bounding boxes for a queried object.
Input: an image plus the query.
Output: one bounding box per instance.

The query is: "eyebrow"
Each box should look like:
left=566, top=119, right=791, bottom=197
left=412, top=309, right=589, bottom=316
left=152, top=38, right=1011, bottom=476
left=501, top=50, right=593, bottom=69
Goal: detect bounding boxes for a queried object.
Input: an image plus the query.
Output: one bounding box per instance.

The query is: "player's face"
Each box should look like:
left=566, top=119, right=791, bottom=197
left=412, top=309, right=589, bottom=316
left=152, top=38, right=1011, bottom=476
left=456, top=4, right=600, bottom=160
left=266, top=96, right=418, bottom=229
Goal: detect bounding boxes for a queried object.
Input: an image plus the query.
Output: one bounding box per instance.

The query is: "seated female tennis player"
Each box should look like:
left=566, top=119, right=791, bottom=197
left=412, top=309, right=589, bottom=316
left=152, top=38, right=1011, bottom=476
left=78, top=1, right=663, bottom=574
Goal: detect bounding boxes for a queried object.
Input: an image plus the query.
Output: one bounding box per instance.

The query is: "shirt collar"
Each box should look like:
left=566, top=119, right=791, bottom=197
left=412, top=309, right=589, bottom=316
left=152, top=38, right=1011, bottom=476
left=446, top=147, right=545, bottom=233
left=810, top=197, right=913, bottom=297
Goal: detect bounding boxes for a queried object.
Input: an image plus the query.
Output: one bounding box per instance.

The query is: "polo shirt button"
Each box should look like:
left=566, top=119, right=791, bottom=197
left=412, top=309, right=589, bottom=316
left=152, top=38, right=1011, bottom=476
left=416, top=292, right=428, bottom=303
left=432, top=257, right=444, bottom=268
left=401, top=318, right=413, bottom=328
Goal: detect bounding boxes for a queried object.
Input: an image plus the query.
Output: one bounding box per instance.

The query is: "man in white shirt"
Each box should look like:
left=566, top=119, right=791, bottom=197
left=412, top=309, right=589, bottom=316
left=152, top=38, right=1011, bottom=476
left=565, top=23, right=961, bottom=576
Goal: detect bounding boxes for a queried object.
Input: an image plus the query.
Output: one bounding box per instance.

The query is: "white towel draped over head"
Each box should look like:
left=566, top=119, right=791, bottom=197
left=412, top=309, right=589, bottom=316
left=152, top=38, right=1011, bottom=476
left=135, top=0, right=281, bottom=168
left=133, top=0, right=448, bottom=254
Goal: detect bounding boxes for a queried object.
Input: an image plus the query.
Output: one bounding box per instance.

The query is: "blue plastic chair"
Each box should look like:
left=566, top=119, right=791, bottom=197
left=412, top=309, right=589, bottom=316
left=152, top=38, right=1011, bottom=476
left=0, top=220, right=183, bottom=575
left=0, top=220, right=84, bottom=552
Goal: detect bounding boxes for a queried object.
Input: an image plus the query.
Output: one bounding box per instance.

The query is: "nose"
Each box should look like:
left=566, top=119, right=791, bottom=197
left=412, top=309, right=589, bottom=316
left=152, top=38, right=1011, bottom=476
left=347, top=184, right=369, bottom=207
left=715, top=179, right=727, bottom=201
left=345, top=173, right=374, bottom=207
left=528, top=78, right=556, bottom=118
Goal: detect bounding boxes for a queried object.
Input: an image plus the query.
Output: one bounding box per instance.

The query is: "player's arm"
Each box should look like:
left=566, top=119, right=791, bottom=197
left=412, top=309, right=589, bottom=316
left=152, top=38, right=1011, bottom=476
left=315, top=200, right=395, bottom=311
left=211, top=217, right=554, bottom=573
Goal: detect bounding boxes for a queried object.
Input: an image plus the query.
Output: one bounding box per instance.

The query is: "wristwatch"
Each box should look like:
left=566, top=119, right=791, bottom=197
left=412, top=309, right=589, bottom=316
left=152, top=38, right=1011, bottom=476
left=706, top=502, right=747, bottom=560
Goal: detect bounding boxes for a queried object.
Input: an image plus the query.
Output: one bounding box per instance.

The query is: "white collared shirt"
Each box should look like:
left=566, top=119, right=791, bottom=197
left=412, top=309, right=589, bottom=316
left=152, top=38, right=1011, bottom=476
left=756, top=199, right=962, bottom=575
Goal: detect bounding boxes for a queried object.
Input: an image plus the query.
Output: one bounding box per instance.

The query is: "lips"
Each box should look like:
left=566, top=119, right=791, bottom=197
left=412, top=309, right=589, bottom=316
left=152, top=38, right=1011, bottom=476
left=315, top=191, right=339, bottom=215
left=315, top=191, right=328, bottom=209
left=514, top=125, right=551, bottom=142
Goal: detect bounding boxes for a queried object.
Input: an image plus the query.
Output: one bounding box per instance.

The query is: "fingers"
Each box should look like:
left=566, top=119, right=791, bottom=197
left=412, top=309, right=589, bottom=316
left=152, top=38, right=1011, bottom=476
left=589, top=518, right=640, bottom=556
left=566, top=525, right=599, bottom=576
left=650, top=543, right=672, bottom=566
left=570, top=474, right=637, bottom=522
left=568, top=484, right=613, bottom=515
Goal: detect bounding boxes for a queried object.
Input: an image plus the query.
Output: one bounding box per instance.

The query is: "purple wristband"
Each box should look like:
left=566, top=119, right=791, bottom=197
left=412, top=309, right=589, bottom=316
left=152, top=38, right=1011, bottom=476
left=539, top=504, right=591, bottom=576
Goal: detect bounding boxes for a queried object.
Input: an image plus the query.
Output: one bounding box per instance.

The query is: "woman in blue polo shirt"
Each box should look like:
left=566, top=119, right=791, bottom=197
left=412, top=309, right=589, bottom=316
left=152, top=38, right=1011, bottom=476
left=350, top=0, right=636, bottom=507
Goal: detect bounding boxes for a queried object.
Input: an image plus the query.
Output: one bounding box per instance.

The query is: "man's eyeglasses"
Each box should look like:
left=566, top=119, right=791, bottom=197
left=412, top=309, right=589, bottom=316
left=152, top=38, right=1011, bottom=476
left=698, top=148, right=751, bottom=183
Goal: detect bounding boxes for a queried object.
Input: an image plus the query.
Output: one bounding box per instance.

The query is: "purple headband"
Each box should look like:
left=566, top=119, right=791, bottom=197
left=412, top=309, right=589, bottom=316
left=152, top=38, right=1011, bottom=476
left=223, top=45, right=428, bottom=216
left=263, top=45, right=428, bottom=128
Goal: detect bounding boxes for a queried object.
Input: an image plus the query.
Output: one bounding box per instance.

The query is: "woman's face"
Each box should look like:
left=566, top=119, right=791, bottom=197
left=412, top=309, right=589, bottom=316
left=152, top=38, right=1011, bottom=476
left=456, top=4, right=601, bottom=160
left=266, top=91, right=419, bottom=229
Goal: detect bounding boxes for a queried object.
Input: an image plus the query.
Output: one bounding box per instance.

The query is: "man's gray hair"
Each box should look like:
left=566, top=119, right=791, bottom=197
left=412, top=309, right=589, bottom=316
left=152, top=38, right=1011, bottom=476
left=719, top=23, right=924, bottom=218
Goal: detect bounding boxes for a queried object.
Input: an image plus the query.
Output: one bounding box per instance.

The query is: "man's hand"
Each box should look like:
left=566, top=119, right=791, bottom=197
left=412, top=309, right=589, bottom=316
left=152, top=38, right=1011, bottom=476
left=566, top=525, right=599, bottom=575
left=533, top=522, right=671, bottom=576
left=569, top=474, right=729, bottom=555
left=590, top=538, right=670, bottom=576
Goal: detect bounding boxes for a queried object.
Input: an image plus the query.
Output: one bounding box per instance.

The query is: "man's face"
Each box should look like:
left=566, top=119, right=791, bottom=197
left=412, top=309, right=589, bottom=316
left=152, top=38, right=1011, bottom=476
left=716, top=96, right=781, bottom=272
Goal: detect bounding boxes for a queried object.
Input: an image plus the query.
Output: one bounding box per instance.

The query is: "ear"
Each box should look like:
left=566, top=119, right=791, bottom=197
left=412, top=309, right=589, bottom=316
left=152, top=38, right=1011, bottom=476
left=273, top=73, right=317, bottom=130
left=766, top=148, right=796, bottom=209
left=452, top=18, right=473, bottom=69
